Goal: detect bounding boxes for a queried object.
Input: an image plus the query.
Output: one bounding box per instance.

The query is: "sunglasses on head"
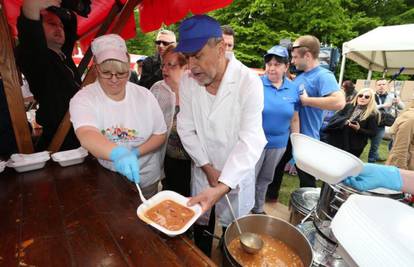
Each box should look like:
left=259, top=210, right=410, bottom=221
left=357, top=94, right=371, bottom=99
left=155, top=40, right=174, bottom=46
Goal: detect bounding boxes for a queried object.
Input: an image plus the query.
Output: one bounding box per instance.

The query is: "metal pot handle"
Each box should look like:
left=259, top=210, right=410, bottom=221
left=327, top=183, right=342, bottom=192
left=300, top=206, right=316, bottom=224
left=203, top=230, right=221, bottom=240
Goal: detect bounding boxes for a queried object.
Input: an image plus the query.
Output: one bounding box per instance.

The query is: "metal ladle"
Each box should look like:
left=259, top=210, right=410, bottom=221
left=224, top=195, right=264, bottom=254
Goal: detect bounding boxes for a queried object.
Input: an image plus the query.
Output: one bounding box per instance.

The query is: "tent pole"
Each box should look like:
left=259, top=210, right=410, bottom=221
left=367, top=70, right=372, bottom=81
left=0, top=2, right=34, bottom=153
left=338, top=54, right=346, bottom=85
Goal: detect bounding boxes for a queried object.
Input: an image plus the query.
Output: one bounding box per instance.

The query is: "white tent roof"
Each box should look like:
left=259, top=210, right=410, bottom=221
left=342, top=24, right=414, bottom=74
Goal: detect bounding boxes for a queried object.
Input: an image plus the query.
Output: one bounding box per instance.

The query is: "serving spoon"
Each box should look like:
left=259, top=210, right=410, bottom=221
left=224, top=194, right=264, bottom=254
left=136, top=183, right=148, bottom=205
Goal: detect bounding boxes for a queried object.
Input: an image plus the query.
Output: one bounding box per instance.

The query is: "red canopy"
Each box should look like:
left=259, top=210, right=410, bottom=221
left=138, top=0, right=233, bottom=33
left=3, top=0, right=233, bottom=49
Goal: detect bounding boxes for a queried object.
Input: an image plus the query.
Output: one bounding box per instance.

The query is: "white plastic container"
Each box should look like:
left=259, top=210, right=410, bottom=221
left=137, top=190, right=202, bottom=237
left=291, top=133, right=363, bottom=184
left=10, top=151, right=50, bottom=163
left=0, top=161, right=6, bottom=173
left=7, top=156, right=49, bottom=172
left=51, top=147, right=88, bottom=167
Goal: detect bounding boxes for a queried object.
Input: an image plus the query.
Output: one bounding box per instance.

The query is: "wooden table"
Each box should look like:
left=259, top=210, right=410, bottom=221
left=0, top=157, right=216, bottom=267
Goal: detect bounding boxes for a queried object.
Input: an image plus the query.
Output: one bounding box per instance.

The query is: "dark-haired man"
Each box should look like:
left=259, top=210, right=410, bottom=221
left=221, top=25, right=235, bottom=52
left=16, top=0, right=81, bottom=151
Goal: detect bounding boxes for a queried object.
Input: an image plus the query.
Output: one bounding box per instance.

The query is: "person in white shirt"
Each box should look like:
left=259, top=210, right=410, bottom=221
left=175, top=15, right=266, bottom=256
left=69, top=34, right=167, bottom=198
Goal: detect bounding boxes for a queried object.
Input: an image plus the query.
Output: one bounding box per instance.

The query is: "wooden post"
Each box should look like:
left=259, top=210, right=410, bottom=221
left=0, top=1, right=34, bottom=153
left=48, top=0, right=142, bottom=152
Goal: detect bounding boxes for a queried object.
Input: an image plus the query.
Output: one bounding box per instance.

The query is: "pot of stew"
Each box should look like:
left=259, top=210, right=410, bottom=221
left=223, top=214, right=313, bottom=267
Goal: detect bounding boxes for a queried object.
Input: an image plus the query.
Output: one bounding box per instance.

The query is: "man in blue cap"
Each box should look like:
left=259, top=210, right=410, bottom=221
left=176, top=15, right=267, bottom=256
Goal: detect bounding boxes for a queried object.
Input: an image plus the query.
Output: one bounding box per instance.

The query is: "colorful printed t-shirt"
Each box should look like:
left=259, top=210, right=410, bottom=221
left=70, top=81, right=167, bottom=187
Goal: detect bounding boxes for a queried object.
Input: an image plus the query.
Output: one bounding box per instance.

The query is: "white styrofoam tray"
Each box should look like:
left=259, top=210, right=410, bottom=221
left=7, top=151, right=50, bottom=173
left=7, top=156, right=50, bottom=172
left=51, top=147, right=88, bottom=167
left=137, top=190, right=202, bottom=237
left=332, top=194, right=414, bottom=267
left=10, top=151, right=49, bottom=162
left=291, top=133, right=363, bottom=184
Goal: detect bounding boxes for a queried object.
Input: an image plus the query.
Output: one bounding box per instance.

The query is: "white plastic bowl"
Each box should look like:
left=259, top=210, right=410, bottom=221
left=51, top=147, right=88, bottom=167
left=291, top=133, right=363, bottom=184
left=137, top=190, right=202, bottom=237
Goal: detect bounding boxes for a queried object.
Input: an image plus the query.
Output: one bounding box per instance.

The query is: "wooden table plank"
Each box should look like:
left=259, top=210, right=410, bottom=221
left=0, top=158, right=216, bottom=267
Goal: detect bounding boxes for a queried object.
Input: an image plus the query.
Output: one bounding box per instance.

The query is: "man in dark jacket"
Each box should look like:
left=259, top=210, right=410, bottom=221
left=16, top=0, right=81, bottom=151
left=138, top=30, right=176, bottom=89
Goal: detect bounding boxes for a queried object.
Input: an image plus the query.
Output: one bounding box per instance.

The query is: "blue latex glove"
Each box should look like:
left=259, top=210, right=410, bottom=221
left=109, top=146, right=140, bottom=183
left=343, top=163, right=402, bottom=192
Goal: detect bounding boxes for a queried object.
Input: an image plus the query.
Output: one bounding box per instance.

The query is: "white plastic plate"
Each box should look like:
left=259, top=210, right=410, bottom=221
left=137, top=190, right=202, bottom=237
left=51, top=147, right=88, bottom=167
left=332, top=194, right=414, bottom=266
left=291, top=133, right=363, bottom=184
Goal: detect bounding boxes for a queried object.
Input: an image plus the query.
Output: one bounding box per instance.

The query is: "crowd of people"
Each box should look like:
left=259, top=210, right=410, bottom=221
left=5, top=0, right=414, bottom=259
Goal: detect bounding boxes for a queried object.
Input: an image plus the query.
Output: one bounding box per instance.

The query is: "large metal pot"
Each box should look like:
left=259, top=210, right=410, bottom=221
left=315, top=182, right=404, bottom=243
left=223, top=214, right=314, bottom=267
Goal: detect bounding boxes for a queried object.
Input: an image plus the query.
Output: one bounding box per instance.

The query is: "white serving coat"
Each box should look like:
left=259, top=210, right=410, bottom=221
left=177, top=55, right=267, bottom=226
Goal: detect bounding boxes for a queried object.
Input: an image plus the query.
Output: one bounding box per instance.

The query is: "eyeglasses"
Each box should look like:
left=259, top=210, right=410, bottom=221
left=357, top=94, right=371, bottom=99
left=160, top=62, right=179, bottom=70
left=98, top=69, right=129, bottom=79
left=155, top=40, right=174, bottom=46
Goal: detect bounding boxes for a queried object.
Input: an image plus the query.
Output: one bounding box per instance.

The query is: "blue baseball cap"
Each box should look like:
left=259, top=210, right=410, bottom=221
left=175, top=15, right=222, bottom=54
left=264, top=45, right=289, bottom=59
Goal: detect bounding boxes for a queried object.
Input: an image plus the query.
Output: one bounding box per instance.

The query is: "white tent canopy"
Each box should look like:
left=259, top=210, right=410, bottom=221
left=339, top=24, right=414, bottom=84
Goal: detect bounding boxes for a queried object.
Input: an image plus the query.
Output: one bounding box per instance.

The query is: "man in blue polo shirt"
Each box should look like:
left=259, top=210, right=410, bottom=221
left=253, top=45, right=300, bottom=214
left=291, top=35, right=345, bottom=187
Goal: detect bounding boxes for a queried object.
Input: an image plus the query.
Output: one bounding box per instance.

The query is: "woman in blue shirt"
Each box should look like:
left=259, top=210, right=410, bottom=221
left=253, top=45, right=300, bottom=214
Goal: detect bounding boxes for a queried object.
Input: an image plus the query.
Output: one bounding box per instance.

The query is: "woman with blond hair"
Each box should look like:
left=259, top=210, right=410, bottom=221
left=325, top=88, right=379, bottom=157
left=386, top=100, right=414, bottom=170
left=70, top=34, right=167, bottom=198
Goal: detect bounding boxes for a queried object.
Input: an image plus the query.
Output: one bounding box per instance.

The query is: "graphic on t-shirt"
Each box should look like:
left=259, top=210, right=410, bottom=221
left=101, top=126, right=142, bottom=143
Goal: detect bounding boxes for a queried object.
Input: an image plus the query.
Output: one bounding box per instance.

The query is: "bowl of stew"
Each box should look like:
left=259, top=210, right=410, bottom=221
left=137, top=190, right=202, bottom=237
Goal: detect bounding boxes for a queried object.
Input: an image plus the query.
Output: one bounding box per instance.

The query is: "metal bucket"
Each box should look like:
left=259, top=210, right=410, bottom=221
left=315, top=182, right=404, bottom=243
left=289, top=187, right=321, bottom=225
left=297, top=221, right=349, bottom=267
left=223, top=214, right=314, bottom=267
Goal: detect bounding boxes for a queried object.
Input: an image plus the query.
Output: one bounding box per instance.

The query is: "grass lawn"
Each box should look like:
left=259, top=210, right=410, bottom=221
left=276, top=140, right=390, bottom=206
